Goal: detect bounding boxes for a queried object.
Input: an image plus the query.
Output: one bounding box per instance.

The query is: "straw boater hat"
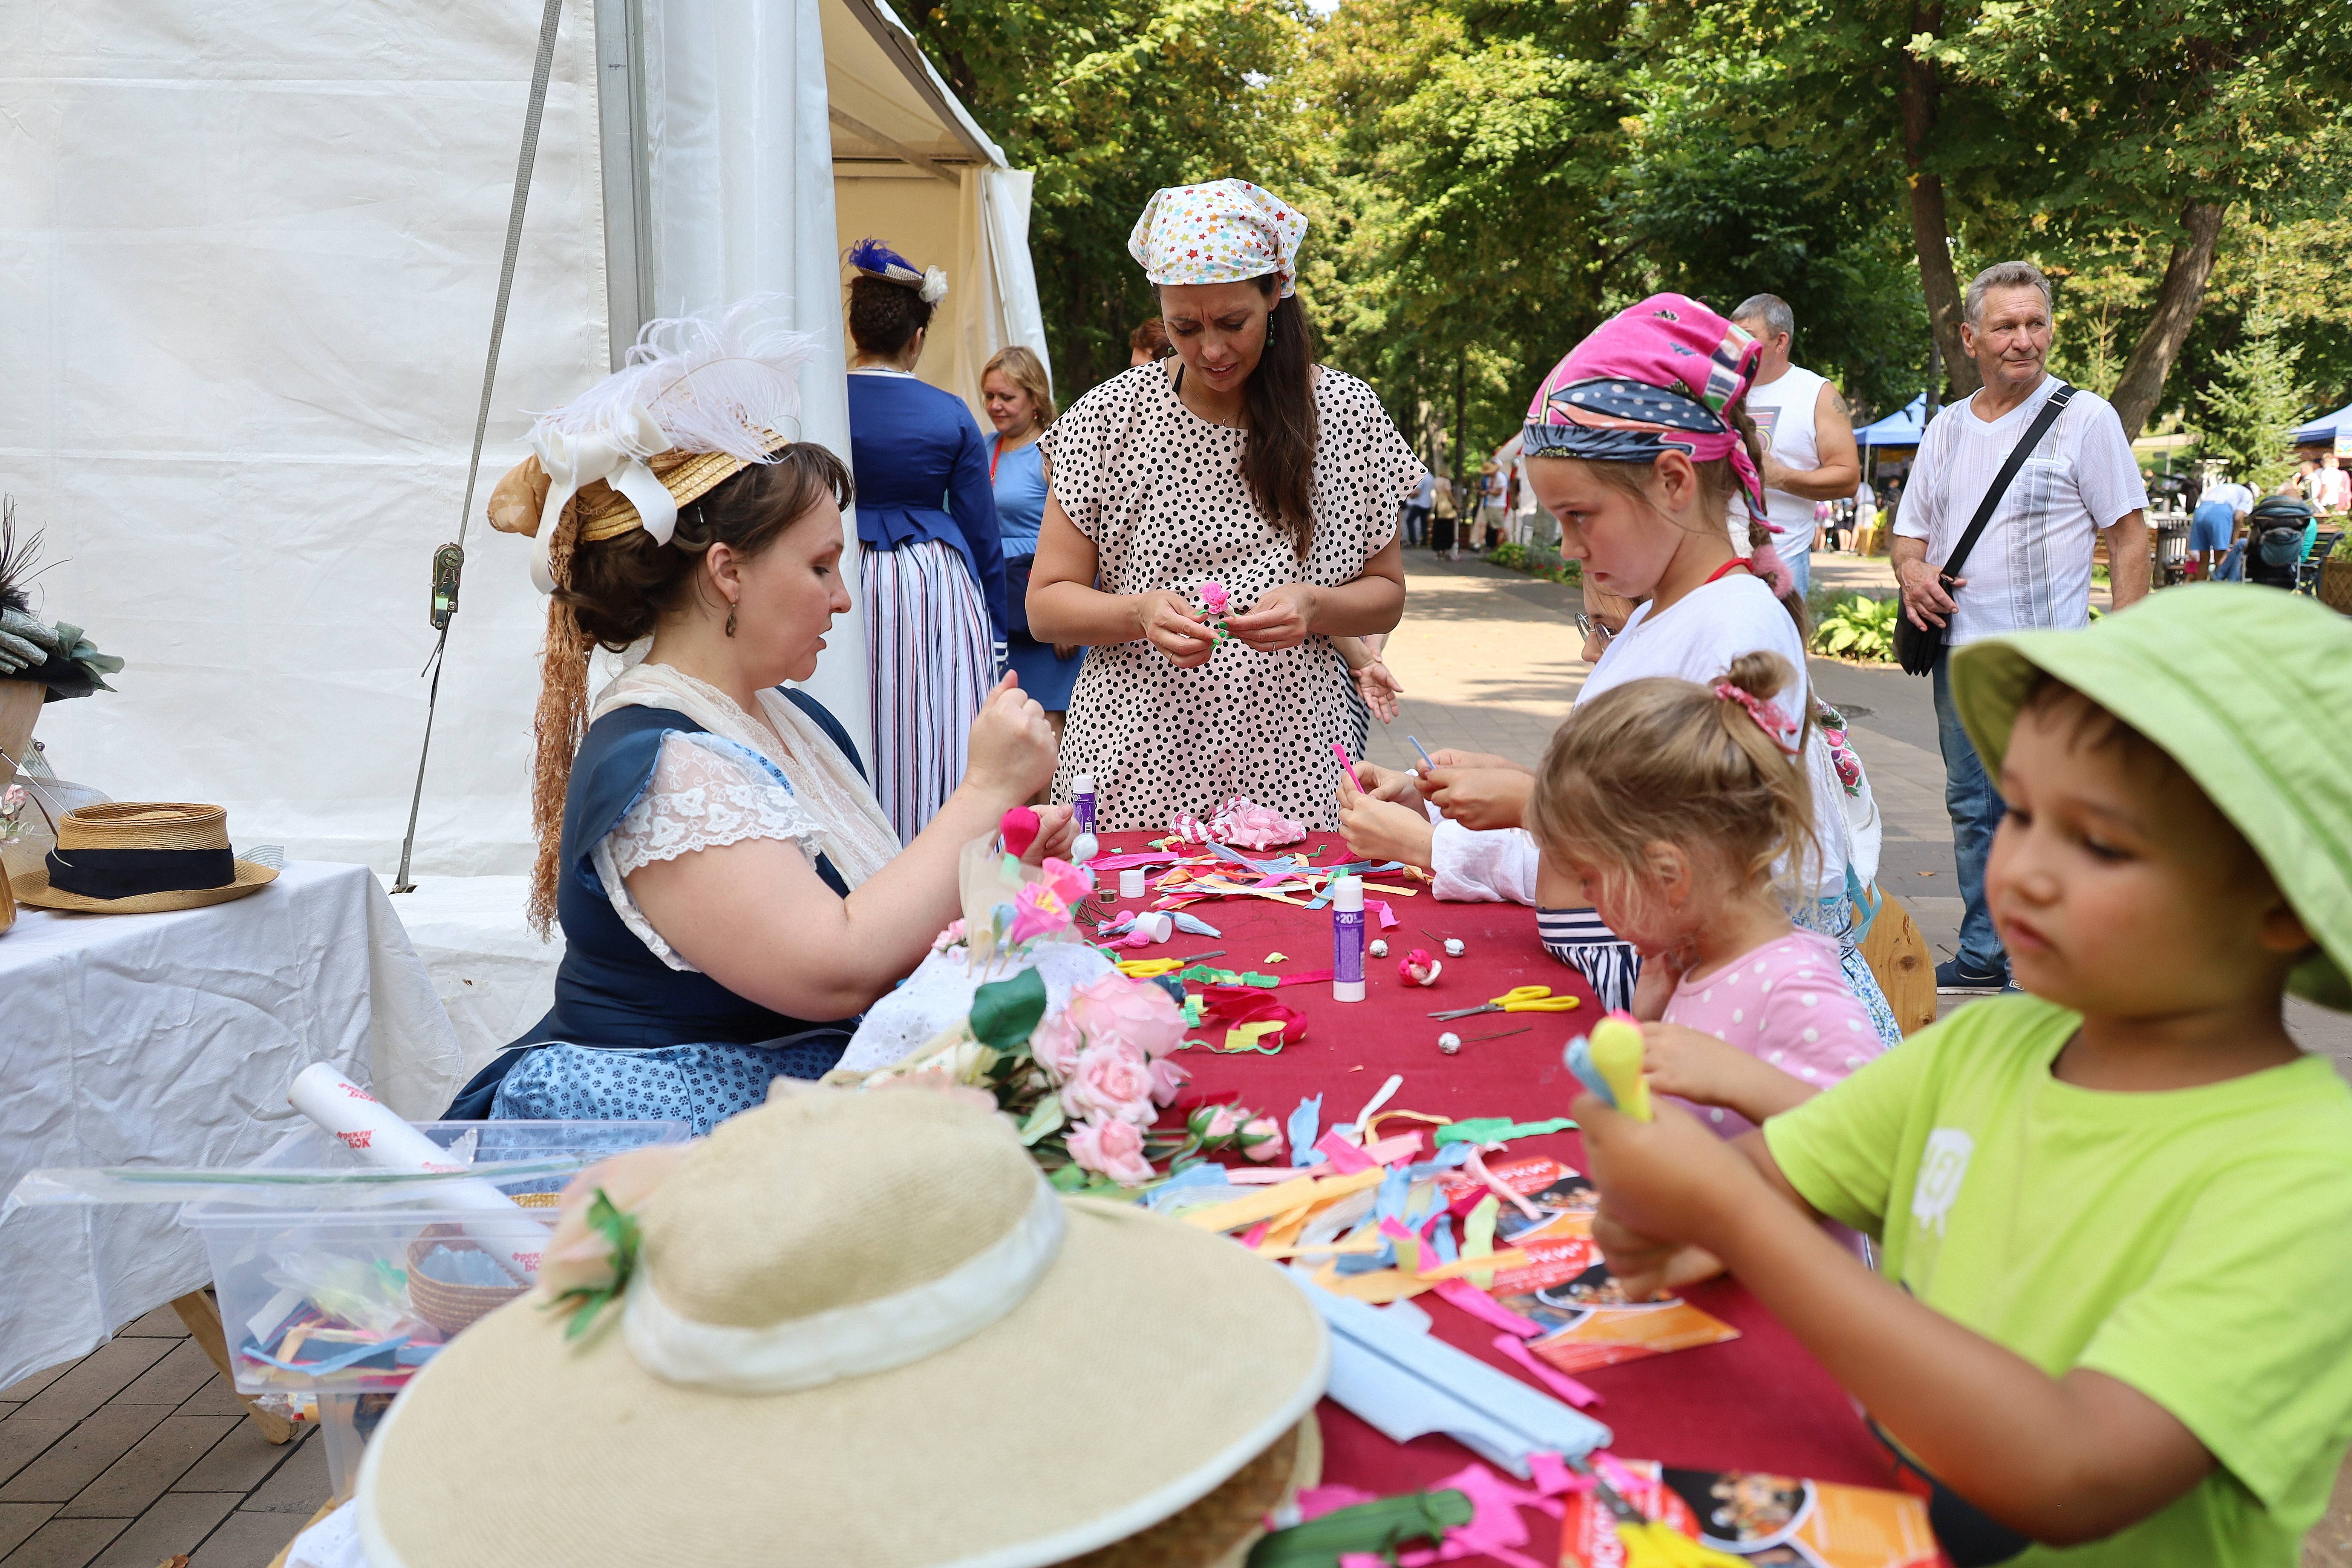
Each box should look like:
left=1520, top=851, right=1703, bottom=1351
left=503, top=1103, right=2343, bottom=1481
left=13, top=802, right=277, bottom=914
left=355, top=1091, right=1330, bottom=1568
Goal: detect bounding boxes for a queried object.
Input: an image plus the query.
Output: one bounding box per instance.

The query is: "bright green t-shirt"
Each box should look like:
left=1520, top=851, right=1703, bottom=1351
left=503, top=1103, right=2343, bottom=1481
left=1764, top=995, right=2352, bottom=1567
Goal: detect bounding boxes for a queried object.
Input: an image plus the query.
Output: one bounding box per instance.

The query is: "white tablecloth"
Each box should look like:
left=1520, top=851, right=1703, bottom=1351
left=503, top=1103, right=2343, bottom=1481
left=0, top=861, right=464, bottom=1387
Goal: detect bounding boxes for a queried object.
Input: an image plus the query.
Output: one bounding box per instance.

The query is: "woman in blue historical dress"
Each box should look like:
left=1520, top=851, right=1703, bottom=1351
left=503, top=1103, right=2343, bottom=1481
left=981, top=344, right=1083, bottom=735
left=448, top=301, right=1063, bottom=1133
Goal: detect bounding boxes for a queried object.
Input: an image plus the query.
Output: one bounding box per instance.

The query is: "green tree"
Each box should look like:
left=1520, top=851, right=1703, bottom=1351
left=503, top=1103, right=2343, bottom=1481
left=903, top=0, right=1306, bottom=398
left=2195, top=300, right=2310, bottom=490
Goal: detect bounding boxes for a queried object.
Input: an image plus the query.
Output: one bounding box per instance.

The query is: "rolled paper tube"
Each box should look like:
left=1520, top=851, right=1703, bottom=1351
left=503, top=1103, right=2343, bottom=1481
left=287, top=1064, right=548, bottom=1282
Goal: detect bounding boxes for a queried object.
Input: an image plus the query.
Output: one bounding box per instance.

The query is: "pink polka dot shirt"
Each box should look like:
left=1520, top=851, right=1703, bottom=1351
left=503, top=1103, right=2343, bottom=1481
left=1662, top=929, right=1887, bottom=1139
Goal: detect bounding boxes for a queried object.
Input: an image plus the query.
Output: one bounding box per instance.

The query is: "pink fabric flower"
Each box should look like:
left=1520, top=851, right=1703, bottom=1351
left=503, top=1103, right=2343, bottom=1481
left=538, top=1142, right=691, bottom=1299
left=1188, top=1103, right=1246, bottom=1142
left=929, top=918, right=967, bottom=954
left=1240, top=1117, right=1283, bottom=1160
left=1061, top=1041, right=1158, bottom=1125
left=1399, top=949, right=1442, bottom=986
left=1066, top=1116, right=1156, bottom=1186
left=1147, top=1052, right=1191, bottom=1107
left=1200, top=579, right=1231, bottom=616
left=1065, top=972, right=1186, bottom=1061
left=1029, top=1009, right=1085, bottom=1081
left=1008, top=881, right=1072, bottom=943
left=1037, top=857, right=1090, bottom=906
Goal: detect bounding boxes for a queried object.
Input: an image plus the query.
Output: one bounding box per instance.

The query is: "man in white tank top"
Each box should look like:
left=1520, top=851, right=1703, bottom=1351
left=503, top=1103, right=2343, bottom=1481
left=1730, top=295, right=1860, bottom=599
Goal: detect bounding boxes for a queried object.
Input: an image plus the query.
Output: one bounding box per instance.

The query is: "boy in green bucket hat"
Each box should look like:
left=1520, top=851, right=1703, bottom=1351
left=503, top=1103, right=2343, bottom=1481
left=1573, top=583, right=2352, bottom=1566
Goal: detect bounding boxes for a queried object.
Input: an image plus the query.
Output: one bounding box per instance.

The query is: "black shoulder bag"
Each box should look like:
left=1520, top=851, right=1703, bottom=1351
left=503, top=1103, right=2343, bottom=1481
left=1894, top=383, right=2076, bottom=677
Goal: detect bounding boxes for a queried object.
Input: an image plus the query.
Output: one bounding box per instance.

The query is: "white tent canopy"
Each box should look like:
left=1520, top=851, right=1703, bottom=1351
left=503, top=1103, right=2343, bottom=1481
left=4, top=0, right=1047, bottom=883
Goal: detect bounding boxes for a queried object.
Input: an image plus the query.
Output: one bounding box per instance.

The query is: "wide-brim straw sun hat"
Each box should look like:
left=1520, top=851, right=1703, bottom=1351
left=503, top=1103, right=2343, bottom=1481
left=355, top=1090, right=1330, bottom=1568
left=1949, top=582, right=2352, bottom=1010
left=12, top=802, right=278, bottom=914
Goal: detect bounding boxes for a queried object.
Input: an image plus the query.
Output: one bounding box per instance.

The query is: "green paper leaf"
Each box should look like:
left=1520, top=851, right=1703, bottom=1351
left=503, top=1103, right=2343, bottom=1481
left=1432, top=1115, right=1576, bottom=1147
left=1048, top=1161, right=1089, bottom=1192
left=1018, top=1097, right=1066, bottom=1147
left=970, top=967, right=1049, bottom=1052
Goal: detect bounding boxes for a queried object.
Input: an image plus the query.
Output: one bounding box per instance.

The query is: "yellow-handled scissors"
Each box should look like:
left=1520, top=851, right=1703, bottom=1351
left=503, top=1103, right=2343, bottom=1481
left=1116, top=950, right=1226, bottom=979
left=1428, top=985, right=1581, bottom=1021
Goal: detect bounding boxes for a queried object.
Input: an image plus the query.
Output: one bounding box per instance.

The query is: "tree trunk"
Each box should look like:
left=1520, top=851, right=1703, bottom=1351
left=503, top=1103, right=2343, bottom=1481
left=2107, top=200, right=2228, bottom=440
left=1453, top=354, right=1468, bottom=504
left=1898, top=2, right=1977, bottom=400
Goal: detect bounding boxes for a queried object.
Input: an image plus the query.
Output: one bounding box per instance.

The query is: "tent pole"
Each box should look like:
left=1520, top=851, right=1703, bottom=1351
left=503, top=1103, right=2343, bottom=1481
left=390, top=0, right=567, bottom=893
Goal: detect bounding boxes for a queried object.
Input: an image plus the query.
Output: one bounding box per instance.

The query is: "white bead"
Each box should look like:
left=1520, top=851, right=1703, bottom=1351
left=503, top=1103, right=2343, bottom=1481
left=1369, top=939, right=1389, bottom=958
left=1438, top=1032, right=1462, bottom=1054
left=1443, top=938, right=1465, bottom=957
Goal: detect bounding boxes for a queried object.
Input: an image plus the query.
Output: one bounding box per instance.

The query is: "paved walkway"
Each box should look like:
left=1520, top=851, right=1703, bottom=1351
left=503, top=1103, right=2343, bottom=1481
left=4, top=547, right=2346, bottom=1566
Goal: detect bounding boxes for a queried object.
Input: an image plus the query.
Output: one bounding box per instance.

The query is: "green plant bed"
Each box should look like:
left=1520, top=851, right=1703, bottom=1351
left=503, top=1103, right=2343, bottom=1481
left=1485, top=542, right=1581, bottom=585
left=1812, top=591, right=1901, bottom=663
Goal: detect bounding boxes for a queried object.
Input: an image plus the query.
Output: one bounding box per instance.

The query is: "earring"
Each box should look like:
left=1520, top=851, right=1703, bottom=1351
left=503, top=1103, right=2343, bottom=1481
left=724, top=603, right=738, bottom=638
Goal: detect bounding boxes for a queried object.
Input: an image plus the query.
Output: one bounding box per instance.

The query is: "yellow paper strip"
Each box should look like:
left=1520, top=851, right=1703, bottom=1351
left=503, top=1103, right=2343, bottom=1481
left=1179, top=1166, right=1387, bottom=1233
left=1462, top=1194, right=1500, bottom=1289
left=1412, top=1248, right=1533, bottom=1282
left=1360, top=883, right=1421, bottom=897
left=1311, top=1261, right=1436, bottom=1304
left=1254, top=1207, right=1312, bottom=1256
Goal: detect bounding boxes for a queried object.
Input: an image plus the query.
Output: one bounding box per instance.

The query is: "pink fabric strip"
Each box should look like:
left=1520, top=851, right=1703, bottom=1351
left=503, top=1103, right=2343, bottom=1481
left=1315, top=1131, right=1377, bottom=1173
left=1369, top=898, right=1400, bottom=928
left=1491, top=1333, right=1604, bottom=1408
left=1431, top=1278, right=1545, bottom=1338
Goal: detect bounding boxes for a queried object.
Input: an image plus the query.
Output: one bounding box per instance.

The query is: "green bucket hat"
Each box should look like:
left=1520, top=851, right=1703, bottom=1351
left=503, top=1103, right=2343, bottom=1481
left=1950, top=583, right=2352, bottom=1011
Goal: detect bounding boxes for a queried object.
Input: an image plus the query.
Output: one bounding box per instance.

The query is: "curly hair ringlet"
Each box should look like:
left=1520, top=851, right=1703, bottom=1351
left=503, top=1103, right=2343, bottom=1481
left=527, top=443, right=854, bottom=936
left=1525, top=651, right=1819, bottom=937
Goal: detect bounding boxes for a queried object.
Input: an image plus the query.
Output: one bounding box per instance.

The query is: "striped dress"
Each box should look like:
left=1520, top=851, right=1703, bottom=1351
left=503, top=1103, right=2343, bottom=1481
left=845, top=368, right=1009, bottom=842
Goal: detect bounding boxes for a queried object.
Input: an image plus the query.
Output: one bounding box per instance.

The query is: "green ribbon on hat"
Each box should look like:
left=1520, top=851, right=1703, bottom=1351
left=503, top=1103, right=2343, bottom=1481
left=1950, top=583, right=2352, bottom=1011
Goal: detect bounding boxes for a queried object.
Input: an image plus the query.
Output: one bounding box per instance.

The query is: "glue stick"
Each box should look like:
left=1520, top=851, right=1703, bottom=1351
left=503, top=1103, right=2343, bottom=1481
left=1332, top=874, right=1366, bottom=1003
left=1072, top=775, right=1096, bottom=837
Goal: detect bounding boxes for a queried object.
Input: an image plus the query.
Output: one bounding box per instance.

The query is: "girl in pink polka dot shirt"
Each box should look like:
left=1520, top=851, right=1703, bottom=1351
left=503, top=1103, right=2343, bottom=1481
left=1525, top=651, right=1889, bottom=1140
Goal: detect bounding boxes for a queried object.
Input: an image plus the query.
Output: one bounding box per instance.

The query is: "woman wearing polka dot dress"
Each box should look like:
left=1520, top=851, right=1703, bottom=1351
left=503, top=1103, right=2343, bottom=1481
left=1027, top=180, right=1424, bottom=831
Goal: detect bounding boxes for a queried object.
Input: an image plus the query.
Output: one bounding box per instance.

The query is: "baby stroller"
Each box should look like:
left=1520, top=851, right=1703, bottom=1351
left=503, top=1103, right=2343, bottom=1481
left=2243, top=495, right=2316, bottom=591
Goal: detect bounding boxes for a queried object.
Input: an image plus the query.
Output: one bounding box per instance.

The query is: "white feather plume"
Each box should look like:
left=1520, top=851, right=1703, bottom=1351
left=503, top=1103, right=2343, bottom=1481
left=530, top=296, right=821, bottom=463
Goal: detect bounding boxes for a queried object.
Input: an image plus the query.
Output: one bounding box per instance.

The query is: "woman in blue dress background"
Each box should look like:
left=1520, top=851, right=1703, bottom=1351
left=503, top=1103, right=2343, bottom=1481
left=983, top=345, right=1082, bottom=733
left=844, top=239, right=1007, bottom=842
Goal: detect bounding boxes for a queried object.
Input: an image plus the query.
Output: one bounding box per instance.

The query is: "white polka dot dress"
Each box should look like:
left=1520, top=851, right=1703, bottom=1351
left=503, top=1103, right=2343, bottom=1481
left=1038, top=363, right=1424, bottom=830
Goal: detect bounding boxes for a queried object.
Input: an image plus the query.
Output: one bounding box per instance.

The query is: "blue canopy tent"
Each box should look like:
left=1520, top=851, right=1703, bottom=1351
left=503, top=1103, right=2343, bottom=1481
left=1856, top=395, right=1930, bottom=448
left=2291, top=399, right=2352, bottom=448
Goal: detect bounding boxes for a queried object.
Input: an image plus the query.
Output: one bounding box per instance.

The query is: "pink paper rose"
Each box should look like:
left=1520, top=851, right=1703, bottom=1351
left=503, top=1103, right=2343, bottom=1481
left=538, top=1142, right=692, bottom=1299
left=1066, top=1116, right=1157, bottom=1186
left=1147, top=1052, right=1191, bottom=1107
left=1061, top=1041, right=1158, bottom=1125
left=1065, top=972, right=1186, bottom=1061
left=1029, top=1009, right=1085, bottom=1082
left=1200, top=579, right=1230, bottom=616
left=1240, top=1117, right=1283, bottom=1160
left=1037, top=857, right=1090, bottom=906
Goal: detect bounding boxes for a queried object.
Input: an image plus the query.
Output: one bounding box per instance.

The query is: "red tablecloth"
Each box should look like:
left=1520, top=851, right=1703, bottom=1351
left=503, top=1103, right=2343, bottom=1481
left=1109, top=833, right=1914, bottom=1562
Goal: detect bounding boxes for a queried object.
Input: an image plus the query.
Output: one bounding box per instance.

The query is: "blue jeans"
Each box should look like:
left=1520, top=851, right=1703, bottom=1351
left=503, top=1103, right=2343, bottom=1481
left=1932, top=650, right=2006, bottom=972
left=1781, top=534, right=1811, bottom=598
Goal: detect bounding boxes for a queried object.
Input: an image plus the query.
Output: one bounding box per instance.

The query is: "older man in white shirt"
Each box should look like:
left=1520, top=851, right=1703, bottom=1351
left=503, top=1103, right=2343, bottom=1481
left=1894, top=260, right=2150, bottom=992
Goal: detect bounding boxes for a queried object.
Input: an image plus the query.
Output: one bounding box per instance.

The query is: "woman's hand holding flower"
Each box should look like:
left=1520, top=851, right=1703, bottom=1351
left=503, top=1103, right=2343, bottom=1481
left=1223, top=583, right=1320, bottom=651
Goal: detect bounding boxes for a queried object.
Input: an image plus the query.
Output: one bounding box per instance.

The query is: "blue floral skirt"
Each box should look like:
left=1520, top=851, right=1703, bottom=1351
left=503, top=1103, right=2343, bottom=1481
left=1792, top=894, right=1905, bottom=1050
left=488, top=1033, right=848, bottom=1137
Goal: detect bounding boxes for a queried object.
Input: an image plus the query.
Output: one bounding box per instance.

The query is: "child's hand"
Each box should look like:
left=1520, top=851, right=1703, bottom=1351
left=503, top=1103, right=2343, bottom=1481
left=1420, top=766, right=1533, bottom=830
left=1629, top=947, right=1690, bottom=1020
left=1576, top=1092, right=1766, bottom=1289
left=1335, top=782, right=1434, bottom=871
left=1424, top=748, right=1521, bottom=773
left=1642, top=1022, right=1823, bottom=1125
left=1024, top=804, right=1077, bottom=866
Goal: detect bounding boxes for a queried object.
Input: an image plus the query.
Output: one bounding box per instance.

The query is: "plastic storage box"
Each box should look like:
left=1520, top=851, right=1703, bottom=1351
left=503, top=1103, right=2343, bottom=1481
left=181, top=1119, right=686, bottom=1399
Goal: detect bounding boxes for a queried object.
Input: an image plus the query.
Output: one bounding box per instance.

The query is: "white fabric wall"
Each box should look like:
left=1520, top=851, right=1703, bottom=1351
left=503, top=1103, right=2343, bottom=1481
left=641, top=0, right=871, bottom=751
left=1, top=0, right=610, bottom=875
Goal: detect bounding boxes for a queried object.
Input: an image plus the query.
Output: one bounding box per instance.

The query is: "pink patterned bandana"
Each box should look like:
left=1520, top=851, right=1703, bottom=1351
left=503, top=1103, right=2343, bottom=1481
left=1523, top=294, right=1767, bottom=527
left=1127, top=181, right=1308, bottom=299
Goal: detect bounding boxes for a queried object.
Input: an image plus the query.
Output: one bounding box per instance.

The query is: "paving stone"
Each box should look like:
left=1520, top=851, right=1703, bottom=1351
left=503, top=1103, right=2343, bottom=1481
left=0, top=1508, right=56, bottom=1561
left=110, top=1346, right=216, bottom=1416
left=0, top=1372, right=66, bottom=1409
left=186, top=1510, right=300, bottom=1568
left=84, top=1494, right=239, bottom=1568
left=112, top=1309, right=186, bottom=1340
left=58, top=1418, right=239, bottom=1519
left=237, top=1436, right=329, bottom=1515
left=168, top=1423, right=298, bottom=1500
left=0, top=1517, right=126, bottom=1568
left=10, top=1345, right=172, bottom=1429
left=0, top=1426, right=70, bottom=1491
left=0, top=1410, right=172, bottom=1505
left=165, top=1378, right=248, bottom=1421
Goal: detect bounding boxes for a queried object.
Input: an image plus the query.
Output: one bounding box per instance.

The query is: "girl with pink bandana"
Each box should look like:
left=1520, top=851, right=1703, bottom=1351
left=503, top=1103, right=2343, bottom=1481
left=1342, top=295, right=1900, bottom=1047
left=1025, top=180, right=1424, bottom=831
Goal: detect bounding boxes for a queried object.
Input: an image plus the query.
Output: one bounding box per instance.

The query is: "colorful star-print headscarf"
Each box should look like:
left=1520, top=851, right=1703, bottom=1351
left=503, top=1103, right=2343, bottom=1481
left=1127, top=181, right=1309, bottom=299
left=1524, top=294, right=1769, bottom=530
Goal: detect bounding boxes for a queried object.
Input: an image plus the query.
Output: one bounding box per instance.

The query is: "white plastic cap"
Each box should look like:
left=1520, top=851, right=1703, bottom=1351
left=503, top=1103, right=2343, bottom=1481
left=1333, top=874, right=1363, bottom=912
